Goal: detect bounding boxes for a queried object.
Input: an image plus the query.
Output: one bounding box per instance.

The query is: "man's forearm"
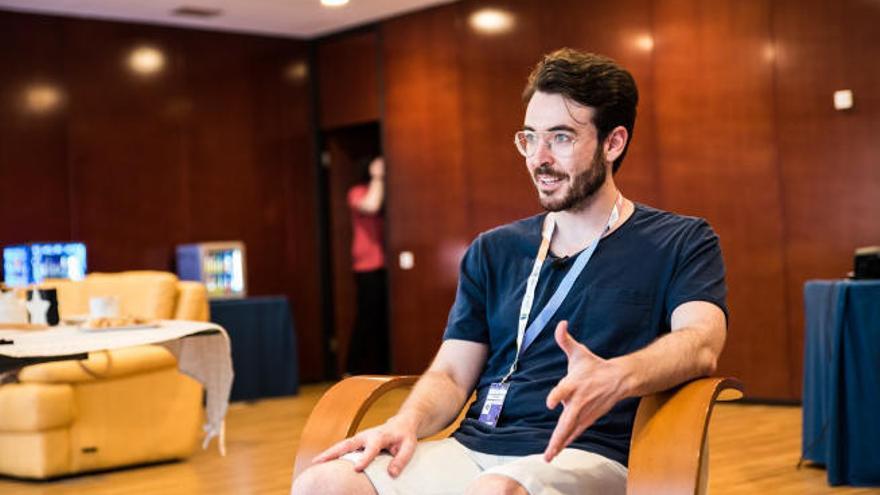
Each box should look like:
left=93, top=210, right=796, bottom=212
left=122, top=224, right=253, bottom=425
left=612, top=324, right=723, bottom=399
left=394, top=369, right=471, bottom=438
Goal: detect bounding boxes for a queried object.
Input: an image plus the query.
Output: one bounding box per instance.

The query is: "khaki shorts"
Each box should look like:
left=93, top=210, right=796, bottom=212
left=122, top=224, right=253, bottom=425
left=341, top=437, right=626, bottom=495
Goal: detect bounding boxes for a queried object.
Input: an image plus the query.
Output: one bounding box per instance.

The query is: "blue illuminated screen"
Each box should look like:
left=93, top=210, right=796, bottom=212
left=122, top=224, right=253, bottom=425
left=3, top=242, right=87, bottom=287
left=3, top=245, right=30, bottom=287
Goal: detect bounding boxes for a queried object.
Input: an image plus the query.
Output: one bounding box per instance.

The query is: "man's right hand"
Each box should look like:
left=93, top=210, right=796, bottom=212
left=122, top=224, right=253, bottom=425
left=311, top=340, right=487, bottom=479
left=311, top=414, right=418, bottom=478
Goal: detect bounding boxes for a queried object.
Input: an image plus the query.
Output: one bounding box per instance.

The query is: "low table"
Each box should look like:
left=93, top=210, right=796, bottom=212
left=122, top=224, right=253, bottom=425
left=803, top=280, right=880, bottom=486
left=209, top=296, right=298, bottom=401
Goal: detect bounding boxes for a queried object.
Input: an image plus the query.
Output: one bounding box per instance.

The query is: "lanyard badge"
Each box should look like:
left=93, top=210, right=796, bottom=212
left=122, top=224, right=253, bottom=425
left=477, top=382, right=510, bottom=427
left=477, top=194, right=623, bottom=427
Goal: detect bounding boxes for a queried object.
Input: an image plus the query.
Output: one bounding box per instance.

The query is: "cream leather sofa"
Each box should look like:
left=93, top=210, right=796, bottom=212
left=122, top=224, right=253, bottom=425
left=0, top=271, right=209, bottom=479
left=44, top=270, right=209, bottom=322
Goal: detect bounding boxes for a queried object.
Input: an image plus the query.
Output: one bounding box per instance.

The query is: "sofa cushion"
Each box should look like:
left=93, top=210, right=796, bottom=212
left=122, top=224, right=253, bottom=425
left=40, top=278, right=89, bottom=319
left=18, top=345, right=177, bottom=384
left=0, top=383, right=74, bottom=432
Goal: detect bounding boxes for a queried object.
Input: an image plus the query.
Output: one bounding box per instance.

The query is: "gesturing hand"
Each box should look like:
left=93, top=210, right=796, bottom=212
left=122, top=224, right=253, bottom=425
left=543, top=320, right=629, bottom=462
left=312, top=415, right=418, bottom=478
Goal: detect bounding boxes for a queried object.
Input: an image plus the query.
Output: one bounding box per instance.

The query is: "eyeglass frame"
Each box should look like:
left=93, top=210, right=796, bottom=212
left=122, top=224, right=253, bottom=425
left=513, top=129, right=581, bottom=158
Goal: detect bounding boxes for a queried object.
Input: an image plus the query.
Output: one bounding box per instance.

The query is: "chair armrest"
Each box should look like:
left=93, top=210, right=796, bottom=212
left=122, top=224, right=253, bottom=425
left=293, top=375, right=418, bottom=479
left=627, top=376, right=743, bottom=495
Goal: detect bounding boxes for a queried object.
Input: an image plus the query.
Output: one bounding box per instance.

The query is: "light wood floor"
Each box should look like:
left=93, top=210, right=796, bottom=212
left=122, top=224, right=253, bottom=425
left=1, top=383, right=877, bottom=494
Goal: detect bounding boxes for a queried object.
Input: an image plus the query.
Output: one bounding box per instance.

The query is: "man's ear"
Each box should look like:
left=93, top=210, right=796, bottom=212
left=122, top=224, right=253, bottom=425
left=603, top=126, right=629, bottom=164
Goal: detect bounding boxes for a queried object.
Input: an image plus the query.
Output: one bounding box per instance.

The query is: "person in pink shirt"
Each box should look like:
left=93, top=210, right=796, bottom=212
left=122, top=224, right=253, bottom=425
left=346, top=156, right=390, bottom=374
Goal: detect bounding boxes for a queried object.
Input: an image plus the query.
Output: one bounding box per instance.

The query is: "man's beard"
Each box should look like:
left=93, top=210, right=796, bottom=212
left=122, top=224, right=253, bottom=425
left=536, top=146, right=607, bottom=212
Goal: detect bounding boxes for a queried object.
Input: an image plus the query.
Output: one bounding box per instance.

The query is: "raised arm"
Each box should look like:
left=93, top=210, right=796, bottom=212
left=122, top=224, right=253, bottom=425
left=543, top=300, right=726, bottom=461
left=353, top=157, right=385, bottom=214
left=313, top=338, right=487, bottom=477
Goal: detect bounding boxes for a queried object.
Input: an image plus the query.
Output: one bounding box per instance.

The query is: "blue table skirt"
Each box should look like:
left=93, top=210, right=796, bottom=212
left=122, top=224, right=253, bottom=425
left=803, top=280, right=880, bottom=486
left=210, top=296, right=299, bottom=401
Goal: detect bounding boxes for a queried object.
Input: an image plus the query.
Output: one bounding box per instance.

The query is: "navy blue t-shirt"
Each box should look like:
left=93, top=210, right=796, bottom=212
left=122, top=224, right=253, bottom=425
left=443, top=203, right=727, bottom=467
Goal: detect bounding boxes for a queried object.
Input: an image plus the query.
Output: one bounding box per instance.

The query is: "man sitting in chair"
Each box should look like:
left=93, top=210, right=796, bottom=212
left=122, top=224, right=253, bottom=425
left=293, top=48, right=727, bottom=495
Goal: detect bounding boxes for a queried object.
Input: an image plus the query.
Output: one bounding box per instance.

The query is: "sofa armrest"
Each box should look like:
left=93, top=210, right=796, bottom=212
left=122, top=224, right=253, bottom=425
left=17, top=345, right=178, bottom=384
left=174, top=281, right=209, bottom=321
left=0, top=383, right=74, bottom=431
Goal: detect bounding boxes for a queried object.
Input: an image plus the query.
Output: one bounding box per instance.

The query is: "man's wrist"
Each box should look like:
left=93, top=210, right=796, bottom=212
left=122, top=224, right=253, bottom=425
left=389, top=411, right=422, bottom=434
left=609, top=355, right=640, bottom=399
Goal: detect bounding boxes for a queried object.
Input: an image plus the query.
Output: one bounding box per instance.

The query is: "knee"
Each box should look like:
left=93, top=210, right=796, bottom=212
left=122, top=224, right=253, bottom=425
left=465, top=474, right=528, bottom=495
left=291, top=460, right=376, bottom=495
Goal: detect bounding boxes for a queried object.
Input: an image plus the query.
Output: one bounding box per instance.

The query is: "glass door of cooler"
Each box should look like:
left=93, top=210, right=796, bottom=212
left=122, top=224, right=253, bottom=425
left=202, top=246, right=246, bottom=298
left=177, top=241, right=247, bottom=299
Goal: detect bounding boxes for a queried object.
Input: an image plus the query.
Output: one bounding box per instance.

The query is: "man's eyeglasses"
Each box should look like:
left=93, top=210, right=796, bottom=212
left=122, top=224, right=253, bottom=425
left=514, top=130, right=579, bottom=158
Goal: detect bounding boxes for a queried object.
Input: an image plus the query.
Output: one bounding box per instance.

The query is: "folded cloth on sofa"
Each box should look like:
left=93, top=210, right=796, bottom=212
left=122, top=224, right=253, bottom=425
left=0, top=321, right=233, bottom=454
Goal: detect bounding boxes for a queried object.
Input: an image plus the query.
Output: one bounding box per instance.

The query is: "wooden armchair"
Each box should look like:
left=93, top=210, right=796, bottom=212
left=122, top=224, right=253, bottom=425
left=293, top=376, right=743, bottom=495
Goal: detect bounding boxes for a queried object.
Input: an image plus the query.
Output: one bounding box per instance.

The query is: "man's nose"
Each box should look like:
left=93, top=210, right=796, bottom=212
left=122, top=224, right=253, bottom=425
left=529, top=138, right=555, bottom=167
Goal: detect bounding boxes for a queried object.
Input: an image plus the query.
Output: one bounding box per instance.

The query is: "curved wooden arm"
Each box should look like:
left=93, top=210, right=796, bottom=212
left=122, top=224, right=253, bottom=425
left=627, top=376, right=744, bottom=495
left=293, top=375, right=418, bottom=479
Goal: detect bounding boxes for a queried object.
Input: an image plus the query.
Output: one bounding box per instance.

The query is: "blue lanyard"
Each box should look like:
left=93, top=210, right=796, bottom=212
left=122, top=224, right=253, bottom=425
left=502, top=194, right=622, bottom=382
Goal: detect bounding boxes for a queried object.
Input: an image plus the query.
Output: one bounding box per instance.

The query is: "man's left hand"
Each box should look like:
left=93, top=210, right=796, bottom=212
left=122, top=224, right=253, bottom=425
left=543, top=320, right=629, bottom=462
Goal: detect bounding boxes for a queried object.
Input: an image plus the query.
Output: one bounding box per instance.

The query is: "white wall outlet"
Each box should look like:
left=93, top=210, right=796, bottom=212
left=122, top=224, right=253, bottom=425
left=399, top=251, right=415, bottom=270
left=833, top=89, right=853, bottom=110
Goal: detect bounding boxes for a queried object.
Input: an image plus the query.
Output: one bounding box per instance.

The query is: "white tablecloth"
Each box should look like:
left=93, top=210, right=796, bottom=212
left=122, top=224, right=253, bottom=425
left=0, top=320, right=233, bottom=454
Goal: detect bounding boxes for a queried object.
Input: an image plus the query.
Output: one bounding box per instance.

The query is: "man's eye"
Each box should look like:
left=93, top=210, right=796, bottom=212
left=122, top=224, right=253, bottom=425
left=524, top=133, right=539, bottom=145
left=553, top=133, right=574, bottom=144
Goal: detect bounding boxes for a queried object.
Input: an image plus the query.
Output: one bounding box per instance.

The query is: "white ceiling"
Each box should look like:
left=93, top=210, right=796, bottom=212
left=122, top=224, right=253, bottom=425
left=0, top=0, right=457, bottom=39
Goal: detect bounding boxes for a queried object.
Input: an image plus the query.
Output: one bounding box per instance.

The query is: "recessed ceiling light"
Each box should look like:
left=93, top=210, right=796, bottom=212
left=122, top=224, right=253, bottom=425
left=321, top=0, right=350, bottom=7
left=172, top=6, right=223, bottom=18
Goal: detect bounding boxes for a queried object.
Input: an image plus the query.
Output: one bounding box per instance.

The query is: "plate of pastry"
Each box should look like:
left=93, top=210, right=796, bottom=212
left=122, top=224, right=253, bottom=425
left=79, top=316, right=159, bottom=331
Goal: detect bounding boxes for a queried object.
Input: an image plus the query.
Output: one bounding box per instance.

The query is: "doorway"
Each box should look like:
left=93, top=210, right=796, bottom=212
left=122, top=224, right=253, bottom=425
left=321, top=121, right=387, bottom=376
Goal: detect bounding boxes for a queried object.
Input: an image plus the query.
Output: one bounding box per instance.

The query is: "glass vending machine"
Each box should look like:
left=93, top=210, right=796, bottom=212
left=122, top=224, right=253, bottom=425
left=176, top=241, right=247, bottom=299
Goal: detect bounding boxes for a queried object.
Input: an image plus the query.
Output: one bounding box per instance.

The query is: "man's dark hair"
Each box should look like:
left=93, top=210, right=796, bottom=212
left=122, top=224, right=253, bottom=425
left=522, top=48, right=639, bottom=174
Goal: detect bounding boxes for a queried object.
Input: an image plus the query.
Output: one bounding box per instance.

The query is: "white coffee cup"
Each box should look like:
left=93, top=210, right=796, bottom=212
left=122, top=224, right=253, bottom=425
left=89, top=296, right=121, bottom=319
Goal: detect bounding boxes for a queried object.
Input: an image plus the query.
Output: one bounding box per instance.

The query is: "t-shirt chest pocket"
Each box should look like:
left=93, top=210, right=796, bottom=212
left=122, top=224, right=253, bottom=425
left=577, top=287, right=655, bottom=355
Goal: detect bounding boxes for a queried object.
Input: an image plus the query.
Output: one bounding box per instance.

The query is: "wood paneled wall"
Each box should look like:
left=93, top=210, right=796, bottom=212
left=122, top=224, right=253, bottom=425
left=772, top=0, right=880, bottom=396
left=650, top=0, right=791, bottom=397
left=382, top=6, right=469, bottom=373
left=316, top=30, right=380, bottom=130
left=0, top=11, right=324, bottom=381
left=373, top=0, right=880, bottom=399
left=3, top=0, right=878, bottom=397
